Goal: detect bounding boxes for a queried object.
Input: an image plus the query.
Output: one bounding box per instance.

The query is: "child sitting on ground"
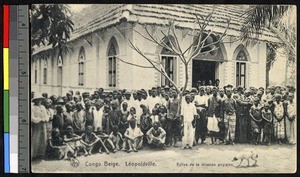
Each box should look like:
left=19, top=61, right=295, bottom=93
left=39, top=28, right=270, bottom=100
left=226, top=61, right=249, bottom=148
left=123, top=119, right=144, bottom=153
left=146, top=121, right=166, bottom=150
left=109, top=125, right=123, bottom=152
left=81, top=125, right=101, bottom=156
left=63, top=126, right=86, bottom=157
left=47, top=128, right=74, bottom=160
left=95, top=127, right=113, bottom=154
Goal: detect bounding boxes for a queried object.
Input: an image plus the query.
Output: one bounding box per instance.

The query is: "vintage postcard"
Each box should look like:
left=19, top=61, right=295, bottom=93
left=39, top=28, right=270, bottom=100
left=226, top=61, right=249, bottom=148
left=30, top=4, right=296, bottom=173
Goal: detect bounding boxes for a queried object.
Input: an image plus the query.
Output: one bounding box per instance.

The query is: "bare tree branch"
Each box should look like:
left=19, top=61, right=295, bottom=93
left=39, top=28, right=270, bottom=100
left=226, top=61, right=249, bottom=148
left=115, top=56, right=154, bottom=69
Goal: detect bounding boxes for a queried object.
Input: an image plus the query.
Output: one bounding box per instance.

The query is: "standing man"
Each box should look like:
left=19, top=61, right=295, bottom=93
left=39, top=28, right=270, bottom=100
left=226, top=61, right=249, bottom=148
left=207, top=87, right=222, bottom=145
left=194, top=86, right=208, bottom=144
left=181, top=94, right=197, bottom=149
left=223, top=87, right=237, bottom=145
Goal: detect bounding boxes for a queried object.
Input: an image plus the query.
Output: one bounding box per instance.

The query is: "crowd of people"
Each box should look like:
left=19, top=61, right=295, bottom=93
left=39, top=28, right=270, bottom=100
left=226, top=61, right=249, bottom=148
left=31, top=82, right=296, bottom=161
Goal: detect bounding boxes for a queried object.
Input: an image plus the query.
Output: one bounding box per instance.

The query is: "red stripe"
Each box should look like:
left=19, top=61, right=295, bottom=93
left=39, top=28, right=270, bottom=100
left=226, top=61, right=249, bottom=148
left=3, top=5, right=10, bottom=48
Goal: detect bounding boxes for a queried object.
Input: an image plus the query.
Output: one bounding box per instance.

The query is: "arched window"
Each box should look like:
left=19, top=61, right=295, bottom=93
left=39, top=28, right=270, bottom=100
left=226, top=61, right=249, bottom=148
left=107, top=37, right=118, bottom=87
left=160, top=36, right=177, bottom=87
left=236, top=50, right=248, bottom=87
left=78, top=47, right=85, bottom=86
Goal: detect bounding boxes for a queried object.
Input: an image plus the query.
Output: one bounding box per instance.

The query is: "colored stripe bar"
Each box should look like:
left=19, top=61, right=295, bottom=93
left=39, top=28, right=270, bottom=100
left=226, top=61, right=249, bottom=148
left=4, top=133, right=10, bottom=173
left=4, top=48, right=9, bottom=90
left=3, top=5, right=10, bottom=48
left=4, top=90, right=9, bottom=132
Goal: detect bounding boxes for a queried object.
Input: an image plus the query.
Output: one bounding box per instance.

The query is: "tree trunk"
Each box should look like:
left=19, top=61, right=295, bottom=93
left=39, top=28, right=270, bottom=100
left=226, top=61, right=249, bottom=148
left=176, top=64, right=189, bottom=117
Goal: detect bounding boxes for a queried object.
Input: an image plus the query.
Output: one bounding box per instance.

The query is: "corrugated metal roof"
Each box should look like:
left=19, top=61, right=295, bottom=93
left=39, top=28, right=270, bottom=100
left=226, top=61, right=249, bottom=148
left=32, top=4, right=280, bottom=55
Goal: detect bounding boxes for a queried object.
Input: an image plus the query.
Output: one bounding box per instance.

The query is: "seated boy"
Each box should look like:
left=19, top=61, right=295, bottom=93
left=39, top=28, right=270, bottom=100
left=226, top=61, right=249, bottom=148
left=48, top=128, right=74, bottom=160
left=63, top=126, right=86, bottom=157
left=95, top=127, right=113, bottom=154
left=109, top=125, right=123, bottom=152
left=123, top=119, right=144, bottom=152
left=81, top=125, right=100, bottom=155
left=146, top=121, right=166, bottom=149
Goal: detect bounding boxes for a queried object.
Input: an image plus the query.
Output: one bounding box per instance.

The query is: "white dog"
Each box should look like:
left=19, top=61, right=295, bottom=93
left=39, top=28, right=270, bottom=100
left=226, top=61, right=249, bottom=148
left=232, top=151, right=258, bottom=167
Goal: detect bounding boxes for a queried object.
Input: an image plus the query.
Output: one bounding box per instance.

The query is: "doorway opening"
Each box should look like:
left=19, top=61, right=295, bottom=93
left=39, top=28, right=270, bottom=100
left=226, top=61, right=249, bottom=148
left=192, top=60, right=216, bottom=87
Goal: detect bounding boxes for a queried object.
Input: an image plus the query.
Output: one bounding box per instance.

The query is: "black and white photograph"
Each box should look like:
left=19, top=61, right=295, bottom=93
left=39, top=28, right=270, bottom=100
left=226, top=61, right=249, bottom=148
left=30, top=4, right=297, bottom=173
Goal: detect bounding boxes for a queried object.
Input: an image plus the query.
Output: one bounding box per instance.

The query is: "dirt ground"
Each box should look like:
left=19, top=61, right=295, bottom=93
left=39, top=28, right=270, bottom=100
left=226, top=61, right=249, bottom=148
left=32, top=141, right=296, bottom=174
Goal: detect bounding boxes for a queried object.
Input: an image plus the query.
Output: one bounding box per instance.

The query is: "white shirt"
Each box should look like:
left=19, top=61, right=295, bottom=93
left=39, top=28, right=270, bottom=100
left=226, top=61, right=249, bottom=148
left=180, top=102, right=197, bottom=123
left=126, top=127, right=143, bottom=138
left=93, top=107, right=103, bottom=131
left=150, top=115, right=159, bottom=123
left=194, top=95, right=208, bottom=106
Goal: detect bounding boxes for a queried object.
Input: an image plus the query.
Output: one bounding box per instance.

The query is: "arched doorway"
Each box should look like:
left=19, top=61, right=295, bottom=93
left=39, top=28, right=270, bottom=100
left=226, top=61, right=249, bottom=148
left=192, top=33, right=226, bottom=87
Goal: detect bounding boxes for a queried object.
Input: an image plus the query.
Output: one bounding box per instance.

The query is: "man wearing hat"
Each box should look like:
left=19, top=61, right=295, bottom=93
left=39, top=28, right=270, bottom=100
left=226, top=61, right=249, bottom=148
left=180, top=94, right=197, bottom=149
left=194, top=86, right=208, bottom=144
left=31, top=95, right=48, bottom=160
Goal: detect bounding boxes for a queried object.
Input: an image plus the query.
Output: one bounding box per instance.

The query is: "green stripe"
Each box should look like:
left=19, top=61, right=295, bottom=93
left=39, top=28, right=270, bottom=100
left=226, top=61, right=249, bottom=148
left=4, top=90, right=9, bottom=132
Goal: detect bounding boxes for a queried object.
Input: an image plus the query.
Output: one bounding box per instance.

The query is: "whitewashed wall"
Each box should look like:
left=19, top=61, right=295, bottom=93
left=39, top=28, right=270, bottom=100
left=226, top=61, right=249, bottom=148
left=31, top=23, right=267, bottom=96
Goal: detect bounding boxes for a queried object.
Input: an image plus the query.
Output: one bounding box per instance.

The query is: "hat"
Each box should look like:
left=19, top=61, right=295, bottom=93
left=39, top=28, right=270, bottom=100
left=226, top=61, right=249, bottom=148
left=226, top=84, right=233, bottom=89
left=237, top=86, right=243, bottom=92
left=244, top=89, right=251, bottom=94
left=56, top=97, right=65, bottom=104
left=212, top=86, right=217, bottom=91
left=66, top=126, right=73, bottom=130
left=258, top=87, right=264, bottom=91
left=199, top=86, right=205, bottom=91
left=31, top=93, right=46, bottom=103
left=257, top=90, right=263, bottom=95
left=82, top=92, right=90, bottom=98
left=275, top=94, right=281, bottom=99
left=164, top=85, right=170, bottom=90
left=191, top=88, right=198, bottom=93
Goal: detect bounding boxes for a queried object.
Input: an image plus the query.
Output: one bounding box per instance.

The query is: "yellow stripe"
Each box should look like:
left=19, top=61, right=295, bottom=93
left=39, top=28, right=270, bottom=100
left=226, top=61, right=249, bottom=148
left=4, top=48, right=9, bottom=90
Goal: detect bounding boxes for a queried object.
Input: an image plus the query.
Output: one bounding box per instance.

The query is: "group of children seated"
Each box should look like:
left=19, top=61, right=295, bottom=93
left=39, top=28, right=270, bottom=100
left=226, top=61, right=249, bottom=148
left=47, top=119, right=166, bottom=160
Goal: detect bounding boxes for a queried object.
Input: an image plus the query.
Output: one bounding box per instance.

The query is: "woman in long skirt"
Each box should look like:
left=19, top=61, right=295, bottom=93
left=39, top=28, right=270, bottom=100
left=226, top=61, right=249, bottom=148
left=31, top=96, right=49, bottom=160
